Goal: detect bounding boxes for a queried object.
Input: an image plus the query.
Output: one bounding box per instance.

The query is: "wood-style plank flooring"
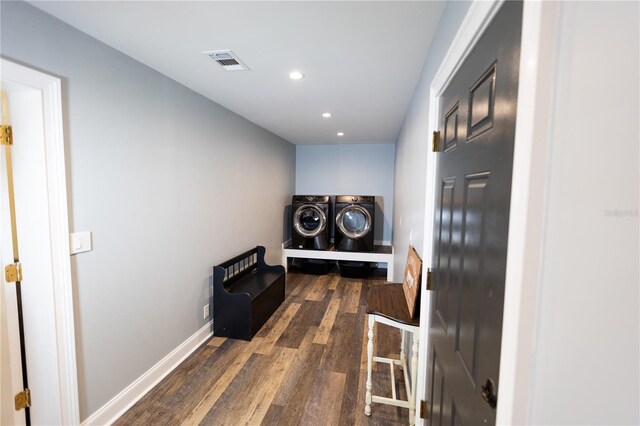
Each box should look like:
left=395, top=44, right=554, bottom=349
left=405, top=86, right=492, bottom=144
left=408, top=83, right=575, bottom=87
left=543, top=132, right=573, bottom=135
left=115, top=270, right=409, bottom=425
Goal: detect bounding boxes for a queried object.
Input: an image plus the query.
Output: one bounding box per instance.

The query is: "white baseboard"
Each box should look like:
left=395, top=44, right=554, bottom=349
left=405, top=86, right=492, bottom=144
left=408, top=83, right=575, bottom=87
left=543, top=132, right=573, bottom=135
left=82, top=321, right=213, bottom=426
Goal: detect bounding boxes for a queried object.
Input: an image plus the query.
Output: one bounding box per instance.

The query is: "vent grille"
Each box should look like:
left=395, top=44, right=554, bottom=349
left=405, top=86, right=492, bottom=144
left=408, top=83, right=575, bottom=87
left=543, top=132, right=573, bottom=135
left=217, top=59, right=239, bottom=66
left=203, top=50, right=249, bottom=72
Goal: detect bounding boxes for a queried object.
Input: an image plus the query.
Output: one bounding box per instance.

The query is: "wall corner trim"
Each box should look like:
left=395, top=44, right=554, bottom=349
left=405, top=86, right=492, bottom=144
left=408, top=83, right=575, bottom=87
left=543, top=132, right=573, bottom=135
left=81, top=321, right=213, bottom=426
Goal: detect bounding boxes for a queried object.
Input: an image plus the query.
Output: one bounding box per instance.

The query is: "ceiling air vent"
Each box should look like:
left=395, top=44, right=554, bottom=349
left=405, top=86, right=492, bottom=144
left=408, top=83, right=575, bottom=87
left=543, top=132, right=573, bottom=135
left=204, top=50, right=250, bottom=71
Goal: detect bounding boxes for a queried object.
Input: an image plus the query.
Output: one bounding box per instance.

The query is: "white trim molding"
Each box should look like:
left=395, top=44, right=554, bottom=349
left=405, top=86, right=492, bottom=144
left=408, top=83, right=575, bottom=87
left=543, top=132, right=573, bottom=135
left=82, top=321, right=213, bottom=426
left=497, top=2, right=560, bottom=424
left=1, top=58, right=80, bottom=425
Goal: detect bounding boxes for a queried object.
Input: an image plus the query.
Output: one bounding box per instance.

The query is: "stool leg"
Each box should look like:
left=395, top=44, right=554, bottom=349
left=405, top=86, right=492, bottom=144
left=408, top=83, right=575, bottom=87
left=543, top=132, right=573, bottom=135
left=400, top=329, right=406, bottom=370
left=409, top=332, right=420, bottom=426
left=365, top=315, right=374, bottom=416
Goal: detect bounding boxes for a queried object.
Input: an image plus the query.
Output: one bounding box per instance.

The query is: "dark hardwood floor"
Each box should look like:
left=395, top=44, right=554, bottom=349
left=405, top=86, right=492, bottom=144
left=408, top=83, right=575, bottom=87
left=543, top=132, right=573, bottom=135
left=115, top=270, right=409, bottom=425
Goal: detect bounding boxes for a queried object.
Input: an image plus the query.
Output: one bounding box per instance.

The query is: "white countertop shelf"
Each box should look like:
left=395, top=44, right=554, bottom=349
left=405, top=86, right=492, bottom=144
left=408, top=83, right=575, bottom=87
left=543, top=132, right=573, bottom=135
left=281, top=242, right=394, bottom=281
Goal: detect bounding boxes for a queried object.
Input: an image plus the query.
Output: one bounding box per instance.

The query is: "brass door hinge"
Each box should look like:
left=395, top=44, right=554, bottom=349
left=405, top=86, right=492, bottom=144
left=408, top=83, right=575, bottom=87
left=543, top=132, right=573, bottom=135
left=432, top=131, right=442, bottom=152
left=420, top=399, right=428, bottom=419
left=15, top=388, right=31, bottom=411
left=0, top=125, right=13, bottom=145
left=426, top=268, right=432, bottom=291
left=5, top=262, right=22, bottom=283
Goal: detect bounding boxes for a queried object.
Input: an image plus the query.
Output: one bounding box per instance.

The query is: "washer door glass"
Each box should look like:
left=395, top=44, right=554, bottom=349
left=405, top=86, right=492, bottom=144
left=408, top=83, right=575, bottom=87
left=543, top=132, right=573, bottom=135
left=336, top=205, right=372, bottom=239
left=294, top=204, right=327, bottom=238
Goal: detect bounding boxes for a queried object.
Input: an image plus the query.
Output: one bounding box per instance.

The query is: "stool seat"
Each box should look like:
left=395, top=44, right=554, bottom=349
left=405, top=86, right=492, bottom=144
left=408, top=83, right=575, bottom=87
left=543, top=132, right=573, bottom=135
left=366, top=284, right=420, bottom=327
left=365, top=284, right=421, bottom=425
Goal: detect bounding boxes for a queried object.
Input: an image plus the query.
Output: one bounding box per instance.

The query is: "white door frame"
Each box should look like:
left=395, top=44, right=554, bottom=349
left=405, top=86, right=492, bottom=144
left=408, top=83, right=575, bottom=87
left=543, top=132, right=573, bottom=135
left=1, top=58, right=80, bottom=425
left=416, top=1, right=561, bottom=424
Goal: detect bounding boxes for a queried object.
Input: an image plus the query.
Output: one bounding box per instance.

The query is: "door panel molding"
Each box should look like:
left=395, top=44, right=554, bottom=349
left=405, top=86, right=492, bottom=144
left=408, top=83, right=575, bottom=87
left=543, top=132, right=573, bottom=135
left=1, top=59, right=80, bottom=425
left=467, top=63, right=497, bottom=141
left=444, top=104, right=460, bottom=153
left=435, top=178, right=455, bottom=332
left=456, top=172, right=490, bottom=388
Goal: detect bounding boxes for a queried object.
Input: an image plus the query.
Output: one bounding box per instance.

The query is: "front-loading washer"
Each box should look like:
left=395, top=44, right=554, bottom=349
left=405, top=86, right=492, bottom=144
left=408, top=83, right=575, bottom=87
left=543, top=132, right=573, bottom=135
left=291, top=195, right=331, bottom=250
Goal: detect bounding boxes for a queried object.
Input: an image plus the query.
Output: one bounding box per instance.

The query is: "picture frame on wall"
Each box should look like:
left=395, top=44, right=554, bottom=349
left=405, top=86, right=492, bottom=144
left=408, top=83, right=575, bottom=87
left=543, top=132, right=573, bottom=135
left=402, top=245, right=422, bottom=318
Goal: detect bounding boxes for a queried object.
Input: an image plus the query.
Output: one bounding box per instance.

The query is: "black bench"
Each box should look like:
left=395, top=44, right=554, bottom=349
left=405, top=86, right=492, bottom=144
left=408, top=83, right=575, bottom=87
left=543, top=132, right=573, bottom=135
left=213, top=246, right=285, bottom=341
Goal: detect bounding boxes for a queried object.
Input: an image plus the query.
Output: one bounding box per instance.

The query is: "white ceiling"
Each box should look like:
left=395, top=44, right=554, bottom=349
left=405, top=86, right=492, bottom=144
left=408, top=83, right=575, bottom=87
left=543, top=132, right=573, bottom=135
left=31, top=1, right=445, bottom=145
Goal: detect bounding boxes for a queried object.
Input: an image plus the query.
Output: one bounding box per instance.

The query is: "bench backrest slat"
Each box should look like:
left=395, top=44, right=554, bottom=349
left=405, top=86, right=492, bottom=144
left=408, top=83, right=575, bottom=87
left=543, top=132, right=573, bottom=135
left=218, top=247, right=259, bottom=287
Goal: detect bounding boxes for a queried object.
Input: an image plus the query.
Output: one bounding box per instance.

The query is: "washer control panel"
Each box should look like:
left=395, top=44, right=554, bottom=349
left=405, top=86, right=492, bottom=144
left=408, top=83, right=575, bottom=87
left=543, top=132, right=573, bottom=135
left=292, top=195, right=330, bottom=203
left=335, top=195, right=375, bottom=203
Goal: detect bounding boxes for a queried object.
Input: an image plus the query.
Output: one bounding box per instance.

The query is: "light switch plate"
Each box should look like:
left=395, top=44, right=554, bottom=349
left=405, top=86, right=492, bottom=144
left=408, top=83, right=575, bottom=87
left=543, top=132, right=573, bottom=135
left=70, top=231, right=92, bottom=255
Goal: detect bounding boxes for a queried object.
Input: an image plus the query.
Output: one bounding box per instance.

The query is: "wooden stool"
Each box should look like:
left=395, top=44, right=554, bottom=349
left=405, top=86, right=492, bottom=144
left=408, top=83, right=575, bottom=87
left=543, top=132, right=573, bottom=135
left=365, top=283, right=420, bottom=425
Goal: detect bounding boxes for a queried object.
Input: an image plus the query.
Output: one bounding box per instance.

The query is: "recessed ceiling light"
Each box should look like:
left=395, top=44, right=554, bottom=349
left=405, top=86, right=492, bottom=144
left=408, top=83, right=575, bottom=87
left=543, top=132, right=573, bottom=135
left=289, top=71, right=304, bottom=80
left=322, top=112, right=332, bottom=118
left=337, top=132, right=344, bottom=137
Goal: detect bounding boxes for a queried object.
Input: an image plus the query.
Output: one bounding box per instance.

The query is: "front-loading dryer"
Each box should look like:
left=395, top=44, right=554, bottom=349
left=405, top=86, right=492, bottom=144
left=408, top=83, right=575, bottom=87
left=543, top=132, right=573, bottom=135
left=334, top=195, right=375, bottom=252
left=291, top=195, right=331, bottom=250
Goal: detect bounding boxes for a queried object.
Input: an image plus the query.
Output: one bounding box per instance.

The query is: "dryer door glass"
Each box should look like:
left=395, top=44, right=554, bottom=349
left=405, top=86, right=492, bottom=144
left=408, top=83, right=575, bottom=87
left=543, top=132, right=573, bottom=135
left=337, top=205, right=372, bottom=239
left=300, top=210, right=321, bottom=231
left=294, top=204, right=327, bottom=238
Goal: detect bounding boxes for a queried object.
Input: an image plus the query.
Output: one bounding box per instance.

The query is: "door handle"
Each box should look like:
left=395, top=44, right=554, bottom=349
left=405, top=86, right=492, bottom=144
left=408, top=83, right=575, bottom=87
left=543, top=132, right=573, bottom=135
left=481, top=378, right=497, bottom=408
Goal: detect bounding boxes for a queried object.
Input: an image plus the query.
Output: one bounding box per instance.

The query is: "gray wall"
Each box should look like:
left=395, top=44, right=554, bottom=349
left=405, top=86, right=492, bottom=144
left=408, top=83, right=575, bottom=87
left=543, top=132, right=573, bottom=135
left=295, top=143, right=395, bottom=243
left=391, top=2, right=470, bottom=407
left=391, top=1, right=471, bottom=281
left=1, top=1, right=295, bottom=420
left=529, top=2, right=639, bottom=424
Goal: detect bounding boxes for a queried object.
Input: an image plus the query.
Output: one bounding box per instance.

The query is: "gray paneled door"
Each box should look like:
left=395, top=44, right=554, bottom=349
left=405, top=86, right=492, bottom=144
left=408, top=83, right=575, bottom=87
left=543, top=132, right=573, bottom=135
left=426, top=2, right=522, bottom=425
